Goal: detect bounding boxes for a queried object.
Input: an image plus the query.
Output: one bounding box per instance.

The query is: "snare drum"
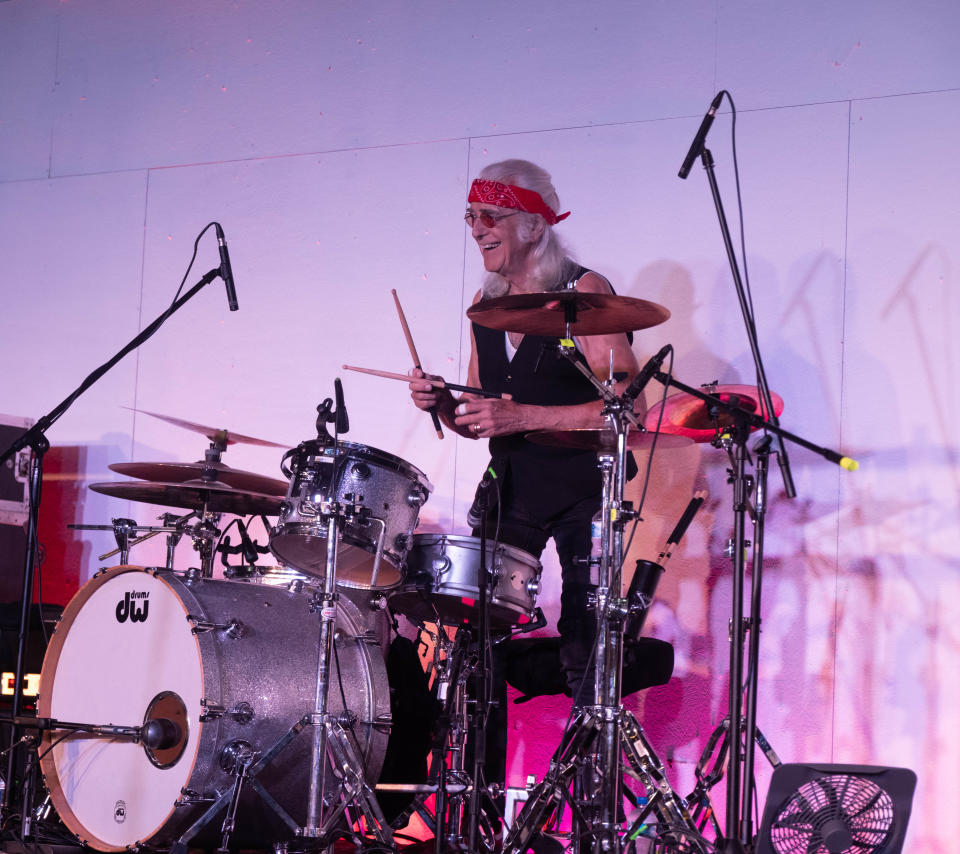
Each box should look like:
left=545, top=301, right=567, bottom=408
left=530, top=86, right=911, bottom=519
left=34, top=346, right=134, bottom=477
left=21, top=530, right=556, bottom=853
left=38, top=566, right=390, bottom=851
left=270, top=441, right=433, bottom=589
left=390, top=534, right=542, bottom=628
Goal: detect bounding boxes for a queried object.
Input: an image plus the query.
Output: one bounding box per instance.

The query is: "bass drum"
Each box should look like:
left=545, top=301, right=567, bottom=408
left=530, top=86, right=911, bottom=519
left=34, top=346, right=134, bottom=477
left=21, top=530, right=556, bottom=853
left=38, top=566, right=389, bottom=851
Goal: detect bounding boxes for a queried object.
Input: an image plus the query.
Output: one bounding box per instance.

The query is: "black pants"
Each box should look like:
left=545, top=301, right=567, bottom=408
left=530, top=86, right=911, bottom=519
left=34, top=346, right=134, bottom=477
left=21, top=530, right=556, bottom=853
left=471, top=483, right=601, bottom=819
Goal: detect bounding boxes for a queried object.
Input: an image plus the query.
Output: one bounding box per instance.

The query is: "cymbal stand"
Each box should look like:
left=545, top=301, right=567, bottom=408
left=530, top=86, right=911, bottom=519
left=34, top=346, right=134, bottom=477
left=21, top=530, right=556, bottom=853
left=72, top=511, right=199, bottom=568
left=162, top=511, right=194, bottom=569
left=188, top=508, right=221, bottom=577
left=503, top=346, right=708, bottom=853
left=301, top=498, right=393, bottom=848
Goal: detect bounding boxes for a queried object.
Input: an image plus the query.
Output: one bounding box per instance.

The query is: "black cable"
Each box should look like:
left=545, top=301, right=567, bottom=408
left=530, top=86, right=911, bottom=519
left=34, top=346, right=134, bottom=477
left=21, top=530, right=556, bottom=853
left=726, top=93, right=756, bottom=333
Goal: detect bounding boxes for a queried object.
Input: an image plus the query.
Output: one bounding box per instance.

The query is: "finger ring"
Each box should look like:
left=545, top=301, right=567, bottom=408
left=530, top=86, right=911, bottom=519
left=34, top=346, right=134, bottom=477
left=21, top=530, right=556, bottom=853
left=473, top=423, right=480, bottom=433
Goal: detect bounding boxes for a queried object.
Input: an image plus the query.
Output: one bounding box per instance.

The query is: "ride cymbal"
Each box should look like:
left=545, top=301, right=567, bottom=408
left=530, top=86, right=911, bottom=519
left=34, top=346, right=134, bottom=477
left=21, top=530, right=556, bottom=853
left=109, top=461, right=288, bottom=496
left=466, top=291, right=670, bottom=337
left=644, top=384, right=784, bottom=443
left=89, top=480, right=283, bottom=516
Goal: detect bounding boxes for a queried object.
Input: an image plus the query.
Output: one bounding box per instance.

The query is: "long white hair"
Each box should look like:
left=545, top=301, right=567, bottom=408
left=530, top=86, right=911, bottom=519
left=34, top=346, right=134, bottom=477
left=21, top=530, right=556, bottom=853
left=476, top=159, right=579, bottom=299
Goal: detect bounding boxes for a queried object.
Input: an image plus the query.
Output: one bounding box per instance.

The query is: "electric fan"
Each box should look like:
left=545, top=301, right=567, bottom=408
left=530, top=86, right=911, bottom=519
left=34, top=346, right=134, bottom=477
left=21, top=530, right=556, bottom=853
left=755, top=764, right=916, bottom=854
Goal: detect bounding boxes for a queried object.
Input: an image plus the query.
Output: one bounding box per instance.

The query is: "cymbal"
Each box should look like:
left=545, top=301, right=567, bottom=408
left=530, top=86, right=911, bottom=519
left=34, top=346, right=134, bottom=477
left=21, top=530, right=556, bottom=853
left=109, top=462, right=288, bottom=496
left=89, top=480, right=283, bottom=516
left=644, top=384, right=784, bottom=443
left=466, top=291, right=670, bottom=336
left=526, top=428, right=693, bottom=452
left=128, top=408, right=287, bottom=448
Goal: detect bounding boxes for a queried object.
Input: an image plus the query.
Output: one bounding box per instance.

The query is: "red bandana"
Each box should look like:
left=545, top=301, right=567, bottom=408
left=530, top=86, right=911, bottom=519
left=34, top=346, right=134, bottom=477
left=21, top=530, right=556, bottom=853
left=468, top=179, right=571, bottom=225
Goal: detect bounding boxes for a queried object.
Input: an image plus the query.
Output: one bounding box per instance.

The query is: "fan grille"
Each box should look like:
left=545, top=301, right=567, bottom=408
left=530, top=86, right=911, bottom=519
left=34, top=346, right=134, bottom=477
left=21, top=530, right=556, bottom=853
left=770, top=773, right=895, bottom=854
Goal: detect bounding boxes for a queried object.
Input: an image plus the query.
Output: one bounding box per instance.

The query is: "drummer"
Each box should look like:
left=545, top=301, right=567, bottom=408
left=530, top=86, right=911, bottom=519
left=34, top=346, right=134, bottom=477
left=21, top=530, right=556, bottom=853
left=408, top=157, right=641, bottom=783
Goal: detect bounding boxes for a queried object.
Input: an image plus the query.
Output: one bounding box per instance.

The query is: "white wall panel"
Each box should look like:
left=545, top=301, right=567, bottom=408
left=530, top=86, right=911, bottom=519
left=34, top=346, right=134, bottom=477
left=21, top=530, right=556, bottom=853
left=842, top=88, right=960, bottom=851
left=0, top=171, right=147, bottom=441
left=0, top=1, right=60, bottom=181
left=718, top=0, right=960, bottom=108
left=0, top=170, right=149, bottom=590
left=30, top=0, right=718, bottom=176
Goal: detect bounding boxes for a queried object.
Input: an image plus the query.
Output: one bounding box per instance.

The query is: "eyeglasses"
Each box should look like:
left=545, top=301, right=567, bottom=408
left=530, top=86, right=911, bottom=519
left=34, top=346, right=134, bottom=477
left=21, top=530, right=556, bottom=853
left=463, top=210, right=519, bottom=228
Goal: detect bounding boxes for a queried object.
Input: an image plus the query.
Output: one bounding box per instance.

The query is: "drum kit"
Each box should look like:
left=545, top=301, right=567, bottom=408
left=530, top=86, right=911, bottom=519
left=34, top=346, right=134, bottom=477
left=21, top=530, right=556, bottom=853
left=13, top=286, right=796, bottom=854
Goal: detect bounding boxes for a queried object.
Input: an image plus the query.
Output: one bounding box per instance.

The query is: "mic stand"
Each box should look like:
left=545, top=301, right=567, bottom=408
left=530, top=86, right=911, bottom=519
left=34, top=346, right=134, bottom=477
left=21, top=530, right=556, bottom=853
left=466, top=482, right=492, bottom=852
left=697, top=146, right=796, bottom=502
left=740, top=436, right=774, bottom=846
left=647, top=373, right=852, bottom=852
left=0, top=265, right=225, bottom=826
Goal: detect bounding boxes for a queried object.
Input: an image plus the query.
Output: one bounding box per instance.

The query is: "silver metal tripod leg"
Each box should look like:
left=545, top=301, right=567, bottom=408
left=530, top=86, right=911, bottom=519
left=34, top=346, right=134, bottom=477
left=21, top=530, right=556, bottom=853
left=301, top=511, right=392, bottom=848
left=317, top=719, right=394, bottom=847
left=620, top=711, right=709, bottom=850
left=502, top=707, right=600, bottom=854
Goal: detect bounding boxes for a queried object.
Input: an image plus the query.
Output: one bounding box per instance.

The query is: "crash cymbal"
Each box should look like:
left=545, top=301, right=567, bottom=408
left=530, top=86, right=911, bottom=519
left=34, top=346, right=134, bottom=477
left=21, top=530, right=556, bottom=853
left=128, top=408, right=287, bottom=448
left=526, top=427, right=693, bottom=452
left=89, top=480, right=283, bottom=516
left=644, top=384, right=784, bottom=443
left=109, top=461, right=288, bottom=496
left=466, top=290, right=670, bottom=336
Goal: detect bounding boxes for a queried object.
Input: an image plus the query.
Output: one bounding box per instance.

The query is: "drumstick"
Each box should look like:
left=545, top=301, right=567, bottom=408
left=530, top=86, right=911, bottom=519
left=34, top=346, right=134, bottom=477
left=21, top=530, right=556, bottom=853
left=392, top=289, right=444, bottom=439
left=343, top=364, right=511, bottom=400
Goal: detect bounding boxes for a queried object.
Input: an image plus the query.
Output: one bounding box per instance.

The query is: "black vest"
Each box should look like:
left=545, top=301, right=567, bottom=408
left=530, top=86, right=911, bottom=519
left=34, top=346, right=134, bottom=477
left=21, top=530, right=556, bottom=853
left=472, top=322, right=603, bottom=522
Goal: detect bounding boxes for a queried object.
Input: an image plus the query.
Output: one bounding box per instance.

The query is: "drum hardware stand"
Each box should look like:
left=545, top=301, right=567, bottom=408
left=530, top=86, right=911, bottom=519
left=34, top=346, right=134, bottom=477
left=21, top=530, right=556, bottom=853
left=383, top=625, right=475, bottom=850
left=681, top=122, right=801, bottom=852
left=684, top=716, right=781, bottom=840
left=166, top=502, right=395, bottom=854
left=465, top=478, right=498, bottom=853
left=296, top=385, right=393, bottom=849
left=643, top=372, right=856, bottom=852
left=430, top=625, right=472, bottom=851
left=292, top=502, right=393, bottom=849
left=503, top=339, right=710, bottom=854
left=0, top=257, right=235, bottom=826
left=71, top=510, right=200, bottom=568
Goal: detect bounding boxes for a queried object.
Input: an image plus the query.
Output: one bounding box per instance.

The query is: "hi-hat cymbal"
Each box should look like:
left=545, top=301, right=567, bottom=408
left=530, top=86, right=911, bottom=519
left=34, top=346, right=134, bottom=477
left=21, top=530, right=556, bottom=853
left=644, top=384, right=784, bottom=443
left=128, top=408, right=287, bottom=448
left=466, top=291, right=670, bottom=336
left=89, top=480, right=283, bottom=516
left=526, top=428, right=693, bottom=452
left=109, top=462, right=288, bottom=496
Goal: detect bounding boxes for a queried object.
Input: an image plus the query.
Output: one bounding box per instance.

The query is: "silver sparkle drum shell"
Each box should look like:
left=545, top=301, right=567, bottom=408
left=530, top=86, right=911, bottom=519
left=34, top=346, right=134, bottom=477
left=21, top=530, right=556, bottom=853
left=270, top=441, right=433, bottom=590
left=38, top=566, right=389, bottom=851
left=390, top=534, right=542, bottom=628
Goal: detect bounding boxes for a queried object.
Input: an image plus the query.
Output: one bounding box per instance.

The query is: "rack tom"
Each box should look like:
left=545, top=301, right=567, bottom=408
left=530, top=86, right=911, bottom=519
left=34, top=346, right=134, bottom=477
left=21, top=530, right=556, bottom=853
left=270, top=441, right=432, bottom=589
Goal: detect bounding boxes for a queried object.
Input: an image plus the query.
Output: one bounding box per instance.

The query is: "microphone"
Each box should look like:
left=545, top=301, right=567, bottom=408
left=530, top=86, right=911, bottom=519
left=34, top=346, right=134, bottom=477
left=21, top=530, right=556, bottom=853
left=215, top=223, right=239, bottom=311
left=623, top=344, right=671, bottom=403
left=678, top=91, right=724, bottom=179
left=140, top=717, right=183, bottom=751
left=334, top=378, right=349, bottom=435
left=237, top=520, right=260, bottom=565
left=466, top=465, right=498, bottom=529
